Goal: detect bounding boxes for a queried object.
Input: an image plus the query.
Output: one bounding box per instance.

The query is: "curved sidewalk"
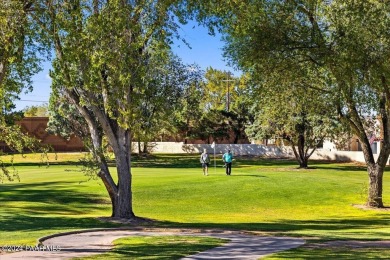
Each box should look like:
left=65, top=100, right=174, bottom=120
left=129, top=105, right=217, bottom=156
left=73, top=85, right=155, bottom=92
left=1, top=228, right=305, bottom=259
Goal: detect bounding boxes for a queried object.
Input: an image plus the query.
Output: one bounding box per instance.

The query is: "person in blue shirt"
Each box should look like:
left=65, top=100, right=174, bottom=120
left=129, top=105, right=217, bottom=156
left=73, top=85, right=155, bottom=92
left=222, top=150, right=233, bottom=175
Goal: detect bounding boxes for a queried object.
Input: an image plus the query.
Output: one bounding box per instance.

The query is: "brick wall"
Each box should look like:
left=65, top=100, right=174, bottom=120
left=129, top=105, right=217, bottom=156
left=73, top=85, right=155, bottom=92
left=0, top=117, right=85, bottom=152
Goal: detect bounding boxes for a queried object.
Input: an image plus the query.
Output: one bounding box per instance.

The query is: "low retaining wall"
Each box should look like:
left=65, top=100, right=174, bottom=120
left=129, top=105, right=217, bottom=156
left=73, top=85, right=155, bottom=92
left=310, top=150, right=366, bottom=162
left=141, top=142, right=388, bottom=164
left=149, top=142, right=294, bottom=158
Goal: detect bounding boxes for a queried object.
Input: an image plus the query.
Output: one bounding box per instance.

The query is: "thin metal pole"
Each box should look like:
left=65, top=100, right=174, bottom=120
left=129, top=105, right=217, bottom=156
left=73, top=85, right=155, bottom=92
left=214, top=144, right=216, bottom=174
left=222, top=73, right=234, bottom=112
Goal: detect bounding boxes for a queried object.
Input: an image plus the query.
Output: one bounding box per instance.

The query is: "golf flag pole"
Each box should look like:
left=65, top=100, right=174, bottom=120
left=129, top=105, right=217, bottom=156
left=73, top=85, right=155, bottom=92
left=211, top=141, right=216, bottom=174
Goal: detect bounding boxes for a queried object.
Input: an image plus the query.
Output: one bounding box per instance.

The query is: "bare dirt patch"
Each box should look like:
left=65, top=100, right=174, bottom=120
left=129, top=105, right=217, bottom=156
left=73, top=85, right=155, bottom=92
left=272, top=167, right=317, bottom=172
left=352, top=204, right=390, bottom=211
left=97, top=216, right=158, bottom=225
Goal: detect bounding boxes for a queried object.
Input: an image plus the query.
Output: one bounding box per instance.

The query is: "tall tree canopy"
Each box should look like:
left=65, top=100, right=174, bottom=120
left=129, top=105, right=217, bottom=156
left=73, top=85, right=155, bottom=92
left=245, top=65, right=342, bottom=168
left=201, top=67, right=252, bottom=144
left=0, top=0, right=45, bottom=121
left=35, top=0, right=191, bottom=218
left=23, top=104, right=49, bottom=117
left=0, top=0, right=48, bottom=182
left=0, top=0, right=42, bottom=109
left=132, top=58, right=203, bottom=152
left=172, top=69, right=205, bottom=143
left=195, top=0, right=390, bottom=207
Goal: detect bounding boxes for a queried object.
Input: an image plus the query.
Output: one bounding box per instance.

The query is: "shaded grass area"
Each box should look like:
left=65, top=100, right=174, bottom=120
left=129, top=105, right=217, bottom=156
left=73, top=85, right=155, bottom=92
left=265, top=247, right=390, bottom=259
left=1, top=152, right=375, bottom=170
left=0, top=153, right=389, bottom=258
left=151, top=218, right=390, bottom=241
left=77, top=236, right=226, bottom=260
left=0, top=165, right=118, bottom=245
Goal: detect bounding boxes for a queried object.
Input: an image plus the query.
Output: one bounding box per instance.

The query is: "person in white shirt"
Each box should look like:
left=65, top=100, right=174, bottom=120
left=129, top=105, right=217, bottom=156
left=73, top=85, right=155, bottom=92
left=200, top=149, right=210, bottom=176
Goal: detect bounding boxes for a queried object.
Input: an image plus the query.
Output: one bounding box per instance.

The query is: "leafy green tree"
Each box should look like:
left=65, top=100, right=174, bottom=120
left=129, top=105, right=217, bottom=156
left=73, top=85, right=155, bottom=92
left=23, top=104, right=49, bottom=117
left=47, top=91, right=90, bottom=143
left=36, top=0, right=190, bottom=218
left=197, top=0, right=390, bottom=207
left=246, top=67, right=341, bottom=168
left=0, top=1, right=38, bottom=107
left=203, top=68, right=234, bottom=111
left=189, top=109, right=228, bottom=144
left=221, top=74, right=253, bottom=144
left=173, top=72, right=204, bottom=144
left=0, top=0, right=48, bottom=182
left=0, top=0, right=44, bottom=121
left=133, top=58, right=203, bottom=152
left=201, top=69, right=251, bottom=144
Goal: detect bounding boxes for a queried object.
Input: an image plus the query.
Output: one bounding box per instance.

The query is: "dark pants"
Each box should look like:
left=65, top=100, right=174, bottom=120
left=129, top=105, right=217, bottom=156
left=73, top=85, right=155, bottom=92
left=225, top=162, right=232, bottom=175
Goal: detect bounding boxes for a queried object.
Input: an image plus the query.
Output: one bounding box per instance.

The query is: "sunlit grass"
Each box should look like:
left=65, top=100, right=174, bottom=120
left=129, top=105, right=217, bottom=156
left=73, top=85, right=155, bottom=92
left=1, top=152, right=88, bottom=164
left=0, top=153, right=389, bottom=258
left=130, top=158, right=389, bottom=241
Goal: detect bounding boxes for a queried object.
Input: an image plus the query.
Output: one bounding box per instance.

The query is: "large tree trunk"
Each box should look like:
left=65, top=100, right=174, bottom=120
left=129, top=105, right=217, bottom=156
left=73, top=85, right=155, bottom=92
left=359, top=132, right=388, bottom=208
left=298, top=158, right=308, bottom=168
left=335, top=80, right=390, bottom=208
left=233, top=129, right=240, bottom=144
left=289, top=141, right=308, bottom=168
left=68, top=91, right=121, bottom=217
left=112, top=152, right=134, bottom=218
left=143, top=141, right=148, bottom=154
left=96, top=127, right=134, bottom=218
left=110, top=128, right=135, bottom=218
left=297, top=133, right=307, bottom=168
left=68, top=89, right=135, bottom=218
left=50, top=4, right=137, bottom=219
left=288, top=134, right=319, bottom=168
left=367, top=164, right=384, bottom=207
left=361, top=137, right=389, bottom=208
left=361, top=144, right=385, bottom=208
left=288, top=134, right=309, bottom=168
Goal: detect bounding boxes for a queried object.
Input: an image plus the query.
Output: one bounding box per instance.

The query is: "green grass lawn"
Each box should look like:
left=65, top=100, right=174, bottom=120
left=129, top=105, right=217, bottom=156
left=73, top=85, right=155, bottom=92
left=265, top=247, right=390, bottom=259
left=1, top=153, right=389, bottom=259
left=78, top=236, right=226, bottom=260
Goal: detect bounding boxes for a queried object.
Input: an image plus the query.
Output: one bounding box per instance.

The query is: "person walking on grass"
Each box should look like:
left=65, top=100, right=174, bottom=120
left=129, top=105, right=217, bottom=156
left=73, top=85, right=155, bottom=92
left=200, top=149, right=210, bottom=176
left=222, top=149, right=233, bottom=175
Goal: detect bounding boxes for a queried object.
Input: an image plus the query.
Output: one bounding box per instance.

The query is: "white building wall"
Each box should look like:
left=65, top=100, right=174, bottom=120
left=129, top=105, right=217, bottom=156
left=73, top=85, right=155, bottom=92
left=138, top=141, right=388, bottom=164
left=145, top=142, right=294, bottom=157
left=322, top=140, right=337, bottom=151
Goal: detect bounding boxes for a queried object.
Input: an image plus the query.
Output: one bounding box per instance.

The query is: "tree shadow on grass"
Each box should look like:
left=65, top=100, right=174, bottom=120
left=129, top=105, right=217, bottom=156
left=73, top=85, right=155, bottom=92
left=153, top=217, right=390, bottom=241
left=0, top=214, right=117, bottom=233
left=131, top=154, right=372, bottom=173
left=131, top=154, right=301, bottom=169
left=98, top=236, right=223, bottom=260
left=1, top=182, right=110, bottom=210
left=5, top=154, right=369, bottom=172
left=270, top=247, right=390, bottom=259
left=0, top=181, right=116, bottom=233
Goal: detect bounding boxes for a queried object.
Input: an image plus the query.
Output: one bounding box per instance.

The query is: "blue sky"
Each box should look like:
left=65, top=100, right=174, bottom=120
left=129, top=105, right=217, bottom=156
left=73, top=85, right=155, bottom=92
left=14, top=21, right=238, bottom=110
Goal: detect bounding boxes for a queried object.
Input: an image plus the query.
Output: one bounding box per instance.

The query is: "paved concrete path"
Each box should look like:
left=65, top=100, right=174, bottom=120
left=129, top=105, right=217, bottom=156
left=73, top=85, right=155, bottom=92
left=1, top=228, right=305, bottom=259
